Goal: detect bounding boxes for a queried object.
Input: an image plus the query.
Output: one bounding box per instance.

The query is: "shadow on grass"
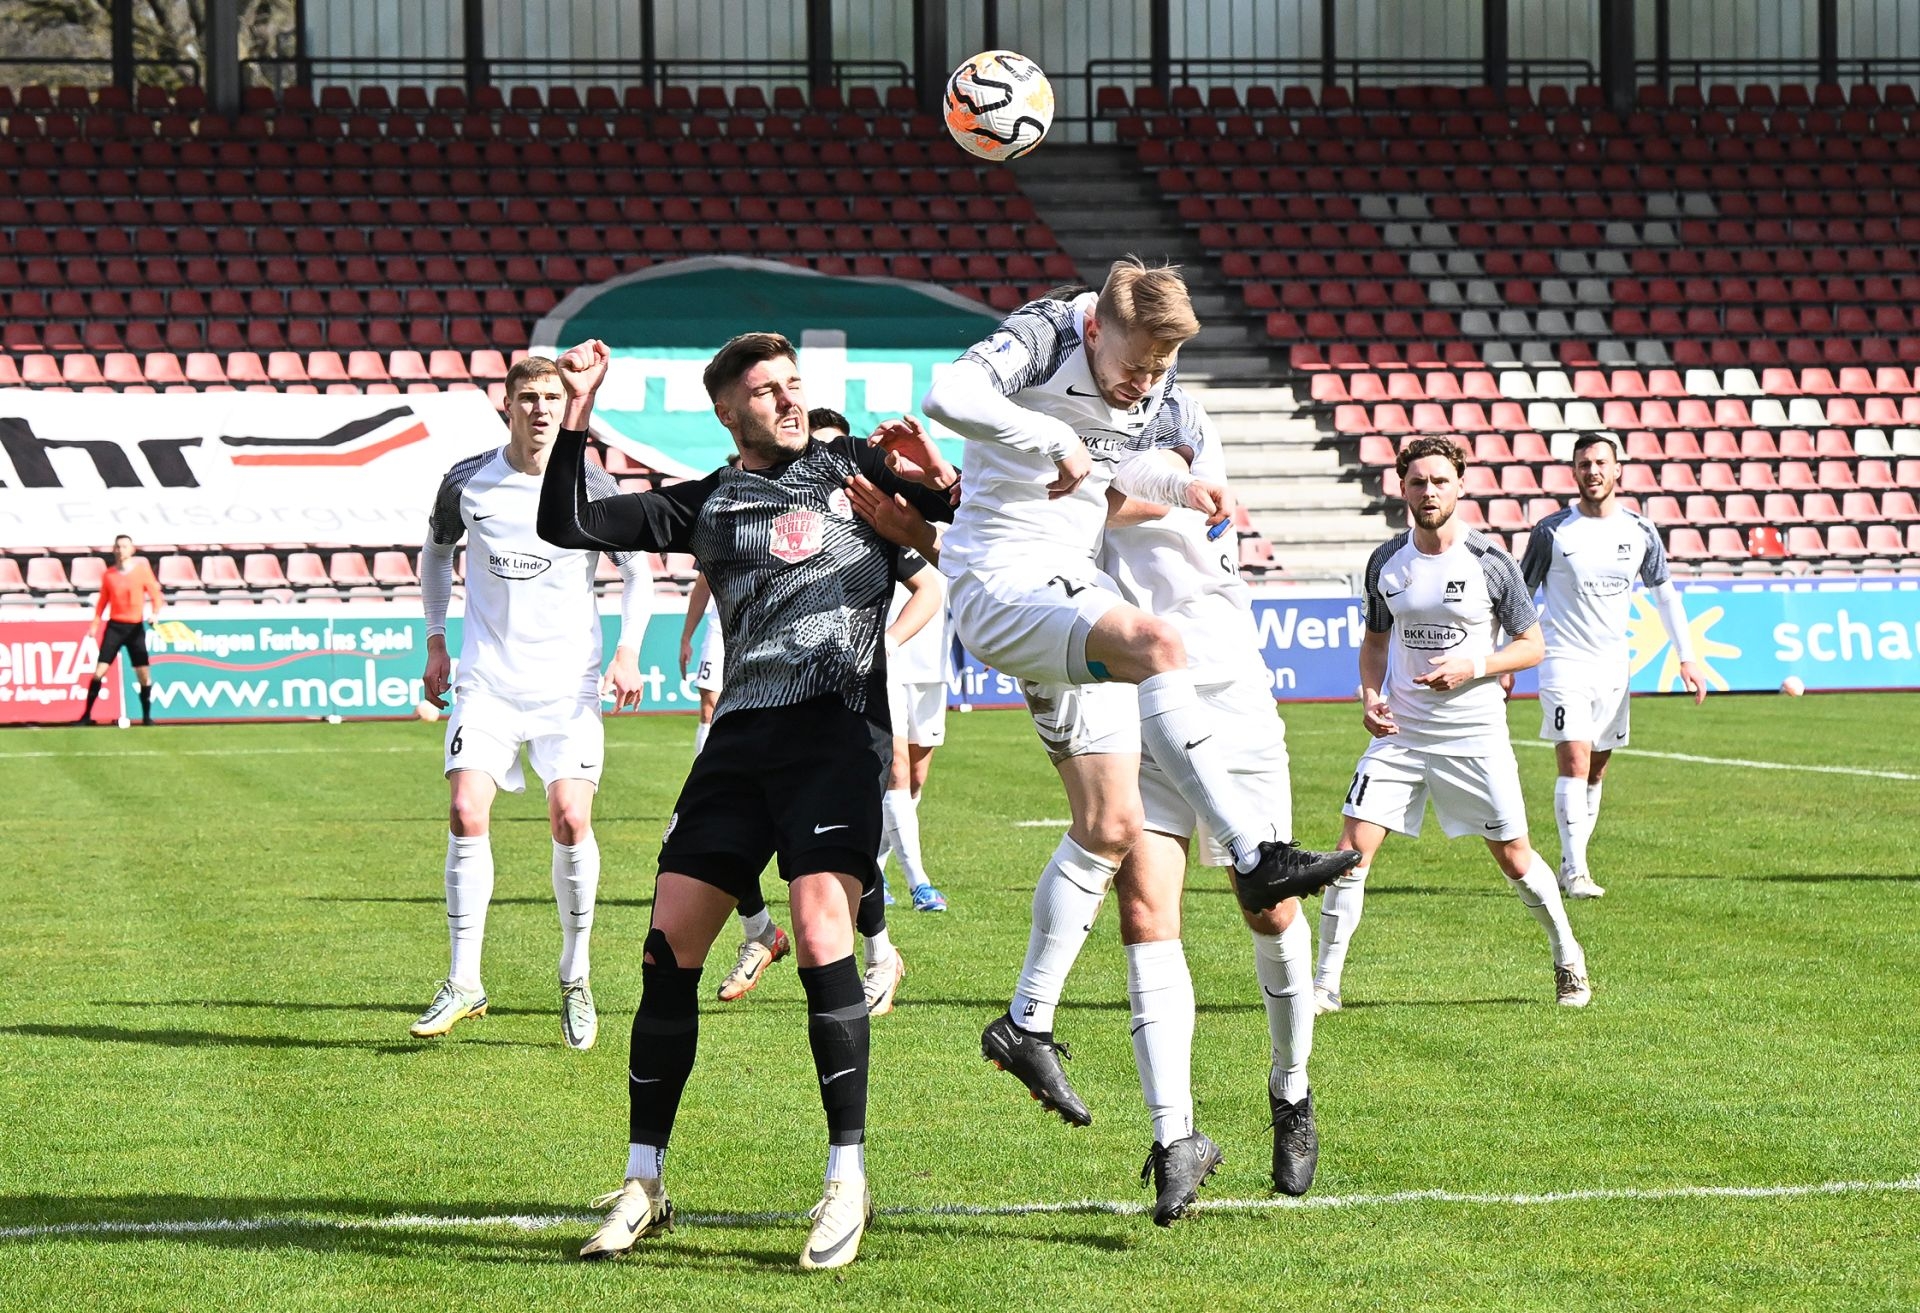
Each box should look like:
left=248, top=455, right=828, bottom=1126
left=100, top=1000, right=554, bottom=1018
left=1339, top=997, right=1534, bottom=1010
left=0, top=1022, right=540, bottom=1054
left=1642, top=871, right=1917, bottom=884
left=0, top=1193, right=1134, bottom=1265
left=891, top=998, right=1252, bottom=1016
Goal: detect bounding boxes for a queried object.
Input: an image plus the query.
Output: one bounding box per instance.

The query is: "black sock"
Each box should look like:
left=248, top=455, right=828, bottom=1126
left=627, top=960, right=702, bottom=1148
left=855, top=875, right=887, bottom=939
left=798, top=956, right=869, bottom=1146
left=82, top=678, right=102, bottom=718
left=138, top=684, right=152, bottom=721
left=736, top=885, right=766, bottom=920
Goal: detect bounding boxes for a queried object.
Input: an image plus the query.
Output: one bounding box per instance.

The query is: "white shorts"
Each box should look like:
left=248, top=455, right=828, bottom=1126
left=1538, top=668, right=1631, bottom=747
left=1140, top=677, right=1290, bottom=867
left=694, top=623, right=725, bottom=694
left=444, top=691, right=604, bottom=793
left=948, top=559, right=1126, bottom=686
left=887, top=679, right=948, bottom=746
left=1342, top=737, right=1528, bottom=841
left=1020, top=678, right=1141, bottom=764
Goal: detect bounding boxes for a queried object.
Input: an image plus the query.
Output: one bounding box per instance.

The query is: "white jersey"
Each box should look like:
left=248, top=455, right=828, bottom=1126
left=1362, top=528, right=1538, bottom=756
left=1519, top=505, right=1669, bottom=672
left=428, top=447, right=617, bottom=705
left=1099, top=407, right=1267, bottom=687
left=886, top=584, right=952, bottom=686
left=936, top=292, right=1205, bottom=574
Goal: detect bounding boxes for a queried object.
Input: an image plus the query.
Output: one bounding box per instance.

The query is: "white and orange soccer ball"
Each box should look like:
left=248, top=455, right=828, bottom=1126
left=944, top=50, right=1054, bottom=162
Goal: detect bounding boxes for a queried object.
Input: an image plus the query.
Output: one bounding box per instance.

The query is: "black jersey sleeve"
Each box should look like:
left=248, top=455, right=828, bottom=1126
left=849, top=437, right=958, bottom=524
left=538, top=427, right=713, bottom=554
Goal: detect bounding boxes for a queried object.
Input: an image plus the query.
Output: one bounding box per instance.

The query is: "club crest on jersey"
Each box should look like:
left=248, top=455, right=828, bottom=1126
left=770, top=509, right=823, bottom=562
left=826, top=488, right=853, bottom=519
left=1617, top=542, right=1633, bottom=558
left=1445, top=579, right=1467, bottom=598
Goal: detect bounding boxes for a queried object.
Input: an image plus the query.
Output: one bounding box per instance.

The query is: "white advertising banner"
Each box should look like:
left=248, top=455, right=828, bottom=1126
left=0, top=390, right=506, bottom=549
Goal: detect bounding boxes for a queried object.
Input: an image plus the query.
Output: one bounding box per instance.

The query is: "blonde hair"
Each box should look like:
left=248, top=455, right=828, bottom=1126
left=1096, top=257, right=1200, bottom=343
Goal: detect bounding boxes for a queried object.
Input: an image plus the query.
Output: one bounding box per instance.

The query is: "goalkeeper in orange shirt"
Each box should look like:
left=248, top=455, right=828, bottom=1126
left=81, top=534, right=167, bottom=726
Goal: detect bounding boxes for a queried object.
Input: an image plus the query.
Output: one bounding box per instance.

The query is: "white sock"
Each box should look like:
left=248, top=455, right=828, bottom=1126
left=1010, top=835, right=1117, bottom=1034
left=1136, top=671, right=1274, bottom=870
left=864, top=926, right=893, bottom=969
left=1254, top=912, right=1314, bottom=1104
left=1511, top=854, right=1582, bottom=968
left=740, top=907, right=774, bottom=942
left=1126, top=939, right=1196, bottom=1147
left=1586, top=781, right=1604, bottom=830
left=883, top=788, right=932, bottom=890
left=553, top=833, right=599, bottom=983
left=445, top=832, right=494, bottom=992
left=693, top=720, right=711, bottom=754
left=1313, top=864, right=1368, bottom=994
left=1553, top=777, right=1590, bottom=877
left=625, top=1142, right=665, bottom=1181
left=826, top=1142, right=866, bottom=1185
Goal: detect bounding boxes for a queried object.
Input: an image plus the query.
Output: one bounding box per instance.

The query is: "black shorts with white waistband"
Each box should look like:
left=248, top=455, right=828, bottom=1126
left=657, top=694, right=889, bottom=902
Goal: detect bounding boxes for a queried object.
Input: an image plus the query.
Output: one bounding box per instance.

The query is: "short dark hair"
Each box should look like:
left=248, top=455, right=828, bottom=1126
left=1395, top=435, right=1468, bottom=479
left=503, top=354, right=560, bottom=398
left=113, top=533, right=133, bottom=545
left=1571, top=433, right=1622, bottom=460
left=703, top=332, right=797, bottom=402
left=807, top=406, right=851, bottom=435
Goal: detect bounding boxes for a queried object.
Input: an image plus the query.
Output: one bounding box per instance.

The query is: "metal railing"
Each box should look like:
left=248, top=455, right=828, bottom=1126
left=1636, top=56, right=1920, bottom=89
left=239, top=54, right=913, bottom=98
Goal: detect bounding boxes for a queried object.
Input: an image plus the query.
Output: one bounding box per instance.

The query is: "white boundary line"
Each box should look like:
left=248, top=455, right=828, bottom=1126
left=1513, top=740, right=1919, bottom=781
left=5, top=1175, right=1916, bottom=1240
left=0, top=742, right=660, bottom=761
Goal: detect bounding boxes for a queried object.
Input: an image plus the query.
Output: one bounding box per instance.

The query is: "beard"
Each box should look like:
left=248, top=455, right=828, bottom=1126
left=734, top=413, right=808, bottom=464
left=1410, top=502, right=1454, bottom=531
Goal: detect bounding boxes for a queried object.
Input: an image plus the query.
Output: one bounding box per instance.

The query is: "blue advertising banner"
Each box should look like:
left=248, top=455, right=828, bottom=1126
left=949, top=579, right=1920, bottom=707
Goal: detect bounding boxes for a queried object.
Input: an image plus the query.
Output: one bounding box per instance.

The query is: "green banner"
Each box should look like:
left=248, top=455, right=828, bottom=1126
left=530, top=256, right=993, bottom=475
left=129, top=604, right=703, bottom=722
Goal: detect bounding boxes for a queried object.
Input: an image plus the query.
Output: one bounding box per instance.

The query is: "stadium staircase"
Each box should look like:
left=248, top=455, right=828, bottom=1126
left=1012, top=144, right=1377, bottom=580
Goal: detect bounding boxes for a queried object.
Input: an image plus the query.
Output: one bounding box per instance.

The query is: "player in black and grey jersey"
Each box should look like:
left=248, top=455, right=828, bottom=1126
left=537, top=335, right=954, bottom=1271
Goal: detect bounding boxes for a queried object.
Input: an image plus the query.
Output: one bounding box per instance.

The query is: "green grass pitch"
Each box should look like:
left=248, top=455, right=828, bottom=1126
left=0, top=693, right=1915, bottom=1311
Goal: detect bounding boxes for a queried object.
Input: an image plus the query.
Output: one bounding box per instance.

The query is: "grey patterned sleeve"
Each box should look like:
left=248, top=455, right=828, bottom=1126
left=1363, top=539, right=1397, bottom=634
left=1637, top=517, right=1671, bottom=588
left=582, top=462, right=635, bottom=568
left=426, top=456, right=482, bottom=547
left=1518, top=513, right=1557, bottom=589
left=1481, top=545, right=1541, bottom=639
left=959, top=299, right=1079, bottom=395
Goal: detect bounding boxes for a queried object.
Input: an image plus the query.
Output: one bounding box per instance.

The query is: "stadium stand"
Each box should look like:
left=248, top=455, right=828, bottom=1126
left=0, top=80, right=1098, bottom=605
left=1100, top=78, right=1920, bottom=575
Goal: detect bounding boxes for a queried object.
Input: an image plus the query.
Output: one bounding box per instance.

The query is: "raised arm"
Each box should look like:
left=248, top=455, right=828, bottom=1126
left=538, top=340, right=707, bottom=554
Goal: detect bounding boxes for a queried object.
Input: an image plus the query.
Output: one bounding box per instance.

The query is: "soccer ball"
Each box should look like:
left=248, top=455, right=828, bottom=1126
left=1780, top=675, right=1805, bottom=697
left=944, top=50, right=1054, bottom=162
left=415, top=700, right=442, bottom=722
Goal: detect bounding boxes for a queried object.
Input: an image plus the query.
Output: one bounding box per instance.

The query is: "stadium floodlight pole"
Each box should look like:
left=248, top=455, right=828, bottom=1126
left=1483, top=0, right=1509, bottom=92
left=463, top=0, right=490, bottom=98
left=205, top=0, right=241, bottom=117
left=111, top=0, right=134, bottom=94
left=913, top=0, right=947, bottom=117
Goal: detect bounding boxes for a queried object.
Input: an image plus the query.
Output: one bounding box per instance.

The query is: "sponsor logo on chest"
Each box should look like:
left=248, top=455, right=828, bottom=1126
left=1402, top=622, right=1467, bottom=650
left=488, top=550, right=551, bottom=580
left=770, top=508, right=824, bottom=563
left=1445, top=579, right=1467, bottom=599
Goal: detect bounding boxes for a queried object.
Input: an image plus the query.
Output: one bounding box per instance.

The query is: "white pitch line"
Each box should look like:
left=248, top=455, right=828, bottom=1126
left=0, top=741, right=662, bottom=762
left=1013, top=818, right=1073, bottom=828
left=1514, top=740, right=1919, bottom=782
left=5, top=1175, right=1916, bottom=1241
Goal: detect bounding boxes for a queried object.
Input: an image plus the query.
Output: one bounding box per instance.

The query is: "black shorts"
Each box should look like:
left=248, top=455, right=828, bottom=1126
left=97, top=620, right=149, bottom=668
left=659, top=695, right=890, bottom=902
